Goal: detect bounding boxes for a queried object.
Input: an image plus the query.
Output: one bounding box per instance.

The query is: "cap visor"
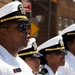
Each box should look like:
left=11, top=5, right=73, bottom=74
left=30, top=53, right=43, bottom=58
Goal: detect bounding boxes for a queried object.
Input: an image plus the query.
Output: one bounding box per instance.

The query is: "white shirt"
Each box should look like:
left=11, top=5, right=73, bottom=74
left=37, top=65, right=54, bottom=75
left=45, top=65, right=55, bottom=75
left=0, top=45, right=34, bottom=75
left=55, top=51, right=75, bottom=75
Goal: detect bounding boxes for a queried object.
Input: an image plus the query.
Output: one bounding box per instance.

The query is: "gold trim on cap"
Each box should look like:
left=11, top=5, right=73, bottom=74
left=45, top=47, right=64, bottom=51
left=18, top=51, right=38, bottom=56
left=67, top=32, right=75, bottom=35
left=0, top=16, right=27, bottom=22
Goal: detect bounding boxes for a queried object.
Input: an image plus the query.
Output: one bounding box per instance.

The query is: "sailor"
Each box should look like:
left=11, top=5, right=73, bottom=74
left=18, top=38, right=43, bottom=75
left=0, top=1, right=33, bottom=75
left=56, top=24, right=75, bottom=75
left=37, top=35, right=66, bottom=75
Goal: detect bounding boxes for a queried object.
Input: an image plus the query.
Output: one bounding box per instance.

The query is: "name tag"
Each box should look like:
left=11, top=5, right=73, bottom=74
left=13, top=68, right=22, bottom=73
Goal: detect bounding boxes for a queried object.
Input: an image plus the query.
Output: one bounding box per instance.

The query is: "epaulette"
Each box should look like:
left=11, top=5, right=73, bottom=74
left=39, top=68, right=48, bottom=75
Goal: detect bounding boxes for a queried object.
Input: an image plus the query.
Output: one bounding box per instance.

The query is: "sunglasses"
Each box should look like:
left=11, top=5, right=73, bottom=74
left=18, top=23, right=31, bottom=33
left=48, top=50, right=67, bottom=55
left=0, top=23, right=31, bottom=33
left=53, top=50, right=67, bottom=55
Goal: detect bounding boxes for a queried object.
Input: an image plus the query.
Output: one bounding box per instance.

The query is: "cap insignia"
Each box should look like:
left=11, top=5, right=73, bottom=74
left=18, top=4, right=25, bottom=15
left=32, top=42, right=37, bottom=51
left=59, top=39, right=64, bottom=47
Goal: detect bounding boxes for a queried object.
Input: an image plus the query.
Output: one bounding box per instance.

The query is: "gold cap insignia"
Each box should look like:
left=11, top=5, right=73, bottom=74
left=32, top=42, right=37, bottom=51
left=59, top=39, right=64, bottom=47
left=18, top=4, right=25, bottom=15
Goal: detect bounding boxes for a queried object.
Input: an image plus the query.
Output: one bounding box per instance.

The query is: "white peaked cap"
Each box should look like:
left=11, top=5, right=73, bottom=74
left=18, top=38, right=43, bottom=57
left=23, top=38, right=36, bottom=50
left=38, top=35, right=63, bottom=51
left=0, top=1, right=22, bottom=18
left=59, top=24, right=75, bottom=36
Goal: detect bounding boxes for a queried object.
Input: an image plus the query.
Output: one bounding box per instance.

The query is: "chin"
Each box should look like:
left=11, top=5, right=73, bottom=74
left=60, top=61, right=65, bottom=66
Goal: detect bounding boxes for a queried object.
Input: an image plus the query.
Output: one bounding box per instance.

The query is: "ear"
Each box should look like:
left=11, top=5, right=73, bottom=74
left=67, top=42, right=72, bottom=48
left=46, top=54, right=52, bottom=61
left=0, top=28, right=7, bottom=38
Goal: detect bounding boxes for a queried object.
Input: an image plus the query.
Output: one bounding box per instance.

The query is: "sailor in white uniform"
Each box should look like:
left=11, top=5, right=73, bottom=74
left=0, top=45, right=33, bottom=75
left=37, top=35, right=66, bottom=75
left=0, top=1, right=33, bottom=75
left=56, top=24, right=75, bottom=75
left=18, top=38, right=43, bottom=75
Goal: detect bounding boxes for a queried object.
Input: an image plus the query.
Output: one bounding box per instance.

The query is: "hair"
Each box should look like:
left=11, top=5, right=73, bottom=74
left=62, top=34, right=75, bottom=50
left=39, top=56, right=47, bottom=65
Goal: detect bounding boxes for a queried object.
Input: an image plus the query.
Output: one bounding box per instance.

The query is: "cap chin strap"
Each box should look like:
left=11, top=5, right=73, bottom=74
left=18, top=51, right=38, bottom=56
left=67, top=32, right=75, bottom=35
left=45, top=47, right=64, bottom=51
left=0, top=16, right=27, bottom=22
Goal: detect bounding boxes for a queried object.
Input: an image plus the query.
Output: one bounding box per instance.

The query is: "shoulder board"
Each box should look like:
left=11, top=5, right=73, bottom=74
left=39, top=68, right=48, bottom=75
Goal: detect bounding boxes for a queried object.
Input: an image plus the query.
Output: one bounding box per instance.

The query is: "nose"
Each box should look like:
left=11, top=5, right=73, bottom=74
left=25, top=27, right=31, bottom=36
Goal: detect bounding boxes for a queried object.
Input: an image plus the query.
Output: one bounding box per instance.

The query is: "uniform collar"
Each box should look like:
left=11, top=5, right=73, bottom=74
left=0, top=45, right=17, bottom=61
left=45, top=65, right=54, bottom=75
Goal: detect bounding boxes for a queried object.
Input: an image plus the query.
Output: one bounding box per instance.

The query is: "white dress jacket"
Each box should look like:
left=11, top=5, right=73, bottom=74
left=37, top=65, right=55, bottom=75
left=0, top=45, right=34, bottom=75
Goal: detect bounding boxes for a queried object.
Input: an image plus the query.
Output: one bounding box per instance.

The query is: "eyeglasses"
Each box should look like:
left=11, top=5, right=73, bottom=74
left=0, top=23, right=31, bottom=33
left=18, top=23, right=31, bottom=33
left=48, top=50, right=67, bottom=55
left=53, top=50, right=67, bottom=55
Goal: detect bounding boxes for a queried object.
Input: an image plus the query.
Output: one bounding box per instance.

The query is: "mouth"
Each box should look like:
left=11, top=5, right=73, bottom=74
left=61, top=57, right=65, bottom=62
left=36, top=64, right=40, bottom=67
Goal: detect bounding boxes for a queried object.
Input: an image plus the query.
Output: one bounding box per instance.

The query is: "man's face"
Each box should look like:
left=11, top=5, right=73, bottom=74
left=2, top=21, right=30, bottom=51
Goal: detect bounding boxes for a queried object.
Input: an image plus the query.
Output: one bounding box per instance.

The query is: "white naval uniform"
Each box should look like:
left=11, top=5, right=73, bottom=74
left=55, top=51, right=75, bottom=75
left=0, top=45, right=34, bottom=75
left=37, top=65, right=54, bottom=75
left=45, top=65, right=55, bottom=75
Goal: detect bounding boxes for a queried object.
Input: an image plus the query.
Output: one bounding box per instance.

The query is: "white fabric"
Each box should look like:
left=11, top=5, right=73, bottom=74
left=45, top=65, right=55, bottom=75
left=45, top=65, right=54, bottom=75
left=37, top=65, right=54, bottom=75
left=59, top=24, right=75, bottom=36
left=38, top=35, right=62, bottom=51
left=55, top=51, right=75, bottom=75
left=0, top=1, right=22, bottom=18
left=0, top=45, right=34, bottom=75
left=23, top=38, right=36, bottom=50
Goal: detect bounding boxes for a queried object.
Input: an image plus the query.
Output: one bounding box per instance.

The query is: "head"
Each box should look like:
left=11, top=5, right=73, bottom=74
left=22, top=55, right=41, bottom=74
left=18, top=38, right=43, bottom=74
left=38, top=35, right=66, bottom=68
left=59, top=24, right=75, bottom=55
left=0, top=1, right=31, bottom=55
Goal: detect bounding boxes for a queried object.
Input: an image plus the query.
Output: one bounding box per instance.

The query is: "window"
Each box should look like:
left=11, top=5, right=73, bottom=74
left=65, top=18, right=68, bottom=28
left=71, top=19, right=74, bottom=24
left=58, top=17, right=62, bottom=30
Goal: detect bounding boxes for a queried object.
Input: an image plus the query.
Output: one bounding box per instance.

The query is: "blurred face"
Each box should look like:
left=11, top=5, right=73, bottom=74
left=46, top=51, right=66, bottom=67
left=51, top=53, right=65, bottom=66
left=25, top=57, right=40, bottom=74
left=68, top=39, right=75, bottom=55
left=1, top=21, right=30, bottom=51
